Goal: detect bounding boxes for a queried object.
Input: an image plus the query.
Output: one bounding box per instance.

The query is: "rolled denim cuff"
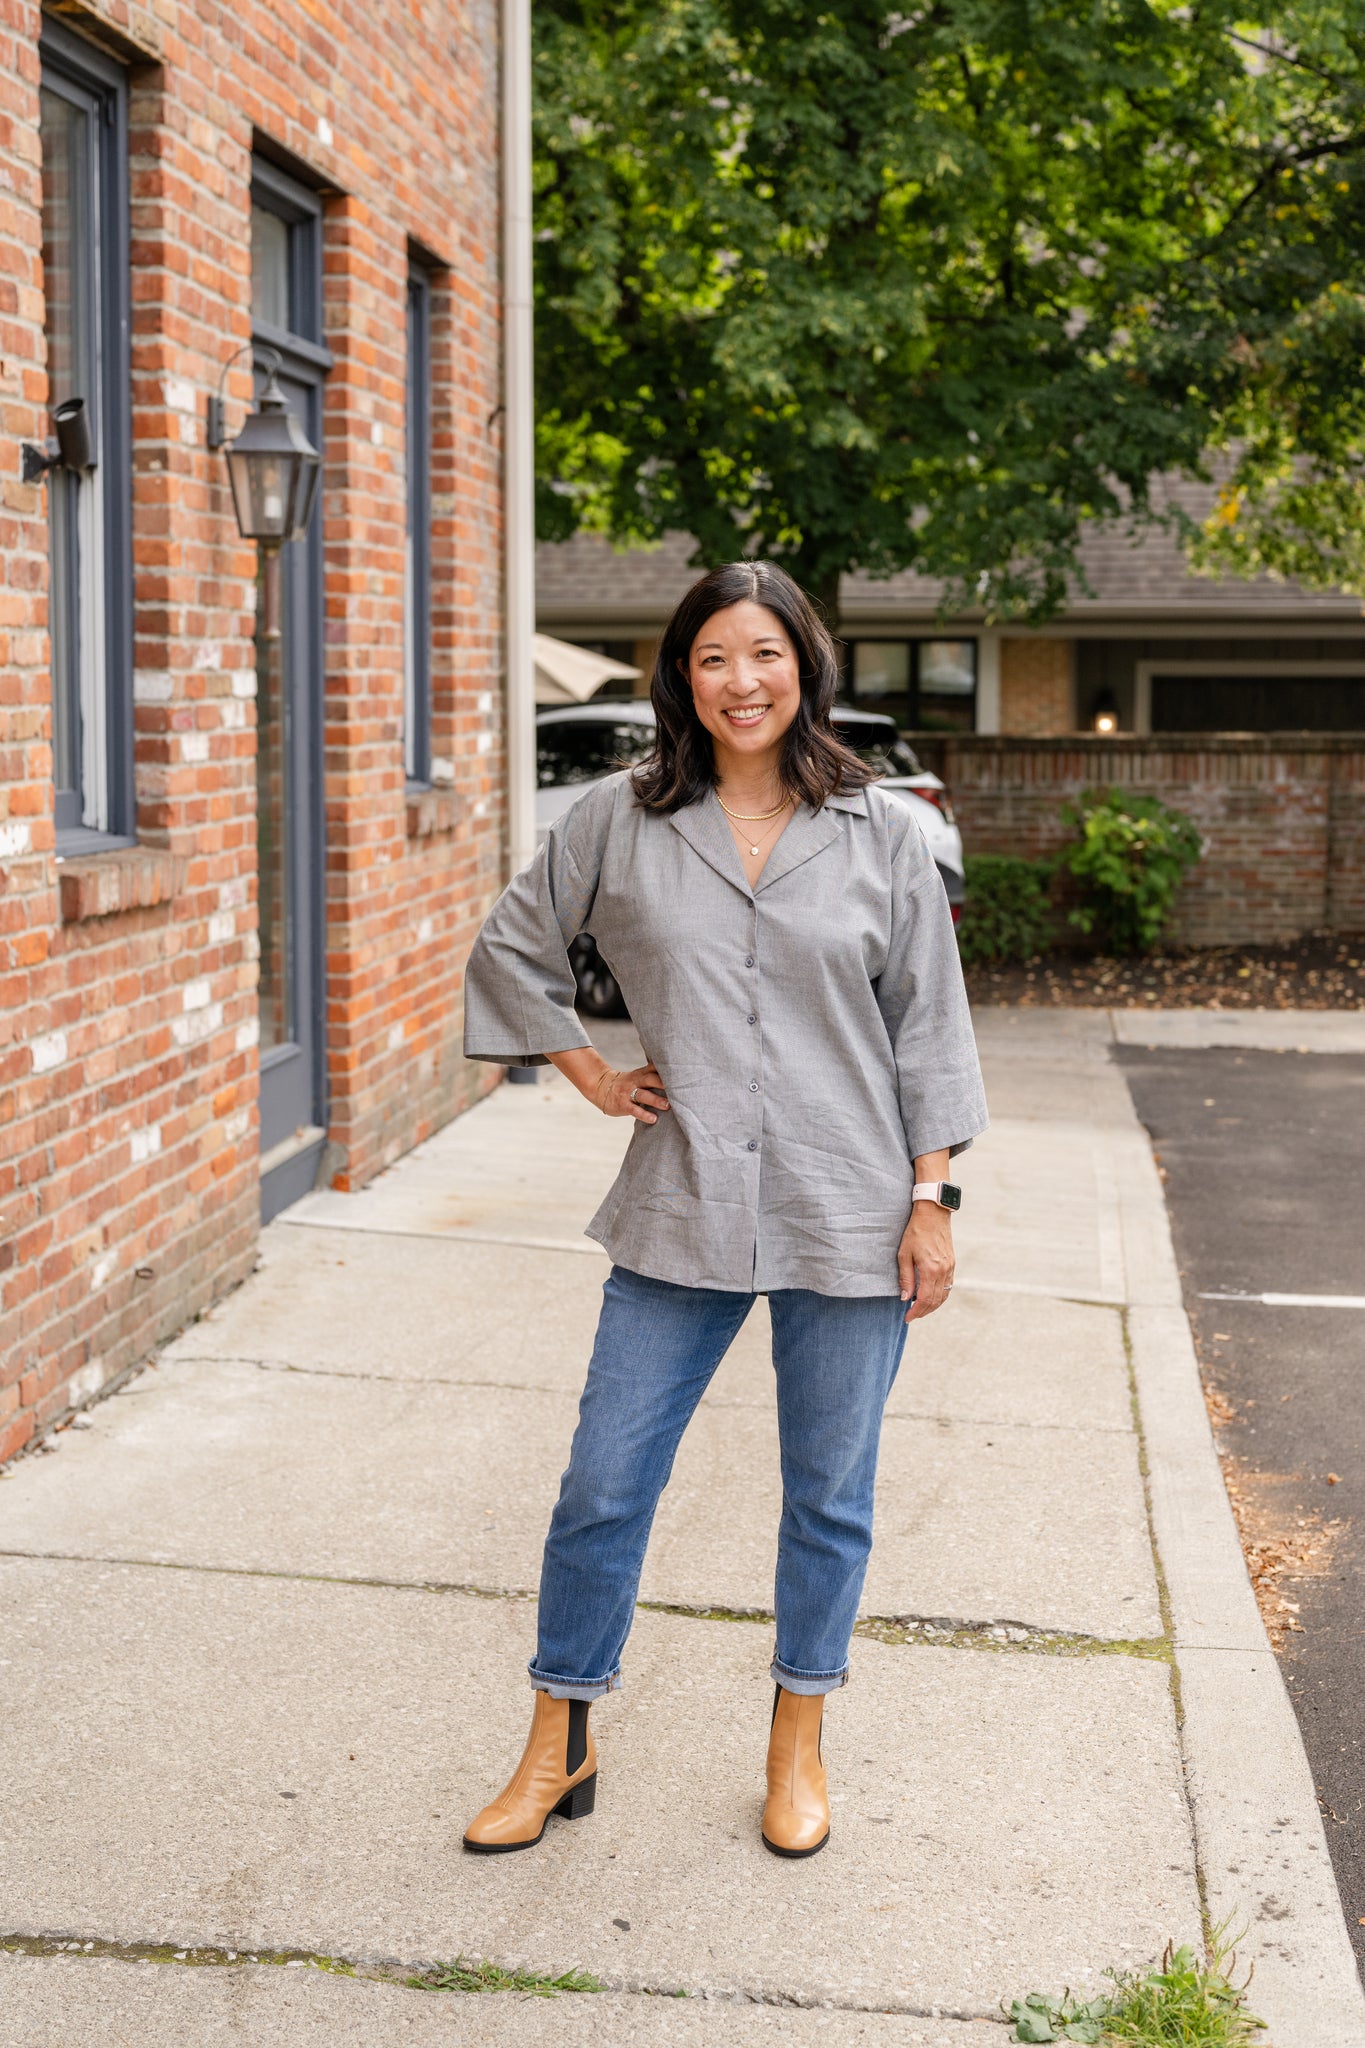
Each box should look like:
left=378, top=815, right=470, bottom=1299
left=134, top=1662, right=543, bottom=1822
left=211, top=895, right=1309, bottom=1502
left=771, top=1657, right=849, bottom=1697
left=529, top=1663, right=621, bottom=1702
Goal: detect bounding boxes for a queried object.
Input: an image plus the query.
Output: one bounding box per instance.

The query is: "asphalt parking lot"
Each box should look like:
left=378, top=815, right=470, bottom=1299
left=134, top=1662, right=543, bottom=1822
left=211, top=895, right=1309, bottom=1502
left=1117, top=1044, right=1365, bottom=1967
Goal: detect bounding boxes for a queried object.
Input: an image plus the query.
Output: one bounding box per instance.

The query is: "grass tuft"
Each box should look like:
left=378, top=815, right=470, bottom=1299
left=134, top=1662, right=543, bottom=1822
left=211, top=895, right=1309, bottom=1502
left=1007, top=1928, right=1265, bottom=2044
left=409, top=1956, right=603, bottom=1997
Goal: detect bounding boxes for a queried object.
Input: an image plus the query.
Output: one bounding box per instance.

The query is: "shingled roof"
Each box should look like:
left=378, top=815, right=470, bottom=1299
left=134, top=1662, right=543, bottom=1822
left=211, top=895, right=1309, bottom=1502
left=536, top=481, right=1363, bottom=633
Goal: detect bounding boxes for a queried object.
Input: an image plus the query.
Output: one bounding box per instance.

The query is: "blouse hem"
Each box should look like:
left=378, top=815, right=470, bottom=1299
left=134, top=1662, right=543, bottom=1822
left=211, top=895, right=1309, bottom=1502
left=584, top=1227, right=904, bottom=1301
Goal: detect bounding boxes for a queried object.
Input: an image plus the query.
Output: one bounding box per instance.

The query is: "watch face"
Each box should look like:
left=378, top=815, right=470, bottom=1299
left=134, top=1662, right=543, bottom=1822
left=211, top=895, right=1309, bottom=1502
left=940, top=1182, right=962, bottom=1211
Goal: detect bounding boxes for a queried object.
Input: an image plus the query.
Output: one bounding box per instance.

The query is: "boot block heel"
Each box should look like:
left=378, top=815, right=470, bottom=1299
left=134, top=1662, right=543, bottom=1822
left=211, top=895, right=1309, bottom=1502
left=555, top=1772, right=597, bottom=1820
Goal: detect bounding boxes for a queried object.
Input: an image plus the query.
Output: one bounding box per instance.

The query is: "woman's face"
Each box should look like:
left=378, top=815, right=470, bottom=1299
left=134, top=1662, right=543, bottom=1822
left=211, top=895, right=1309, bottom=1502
left=683, top=600, right=803, bottom=768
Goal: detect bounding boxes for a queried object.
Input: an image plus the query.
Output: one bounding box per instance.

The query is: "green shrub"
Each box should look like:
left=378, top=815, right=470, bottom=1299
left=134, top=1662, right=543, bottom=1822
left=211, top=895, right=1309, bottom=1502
left=956, top=853, right=1055, bottom=966
left=1059, top=787, right=1201, bottom=955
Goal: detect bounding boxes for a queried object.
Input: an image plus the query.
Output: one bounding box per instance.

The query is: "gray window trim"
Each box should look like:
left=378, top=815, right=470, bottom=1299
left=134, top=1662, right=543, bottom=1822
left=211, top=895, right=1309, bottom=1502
left=250, top=157, right=324, bottom=345
left=404, top=260, right=433, bottom=789
left=41, top=15, right=133, bottom=854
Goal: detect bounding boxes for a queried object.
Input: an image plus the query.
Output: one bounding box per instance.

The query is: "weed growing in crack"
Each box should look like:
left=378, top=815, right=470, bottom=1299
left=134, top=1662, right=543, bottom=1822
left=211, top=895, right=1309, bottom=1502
left=1006, top=1928, right=1264, bottom=2044
left=410, top=1957, right=603, bottom=1996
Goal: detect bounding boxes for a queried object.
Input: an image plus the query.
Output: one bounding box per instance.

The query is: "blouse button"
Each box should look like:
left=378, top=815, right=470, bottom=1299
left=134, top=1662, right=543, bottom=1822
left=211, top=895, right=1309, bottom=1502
left=747, top=1139, right=758, bottom=1152
left=748, top=1080, right=759, bottom=1093
left=744, top=955, right=755, bottom=968
left=747, top=1014, right=757, bottom=1026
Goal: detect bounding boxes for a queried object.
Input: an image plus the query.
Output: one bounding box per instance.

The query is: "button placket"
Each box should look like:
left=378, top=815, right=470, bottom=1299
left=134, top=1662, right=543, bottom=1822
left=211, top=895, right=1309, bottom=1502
left=745, top=924, right=761, bottom=1159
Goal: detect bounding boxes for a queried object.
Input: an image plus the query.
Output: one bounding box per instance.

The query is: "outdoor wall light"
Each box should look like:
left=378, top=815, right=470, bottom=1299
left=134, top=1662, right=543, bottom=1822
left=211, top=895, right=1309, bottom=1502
left=1090, top=690, right=1120, bottom=736
left=21, top=396, right=95, bottom=482
left=208, top=346, right=321, bottom=637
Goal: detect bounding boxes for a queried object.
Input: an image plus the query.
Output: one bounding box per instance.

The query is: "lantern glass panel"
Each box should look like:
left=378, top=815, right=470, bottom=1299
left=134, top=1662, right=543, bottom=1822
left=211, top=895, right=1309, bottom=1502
left=287, top=451, right=321, bottom=540
left=227, top=445, right=298, bottom=542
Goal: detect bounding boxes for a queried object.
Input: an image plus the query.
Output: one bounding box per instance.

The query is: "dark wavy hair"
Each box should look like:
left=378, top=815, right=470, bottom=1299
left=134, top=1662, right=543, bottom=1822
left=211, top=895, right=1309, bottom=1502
left=630, top=560, right=875, bottom=813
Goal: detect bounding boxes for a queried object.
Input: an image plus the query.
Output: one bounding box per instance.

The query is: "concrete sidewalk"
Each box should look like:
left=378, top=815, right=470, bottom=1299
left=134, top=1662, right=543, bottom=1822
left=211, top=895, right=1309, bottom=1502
left=2, top=1011, right=1362, bottom=2045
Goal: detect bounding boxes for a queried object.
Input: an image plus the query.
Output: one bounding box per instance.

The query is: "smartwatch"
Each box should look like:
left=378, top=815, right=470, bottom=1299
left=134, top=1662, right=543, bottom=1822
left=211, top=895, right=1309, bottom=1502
left=912, top=1181, right=962, bottom=1212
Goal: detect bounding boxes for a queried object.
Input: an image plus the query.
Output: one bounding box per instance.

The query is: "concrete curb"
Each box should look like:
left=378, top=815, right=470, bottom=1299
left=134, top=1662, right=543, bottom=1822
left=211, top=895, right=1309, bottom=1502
left=1109, top=1008, right=1365, bottom=1055
left=1114, top=1069, right=1365, bottom=2045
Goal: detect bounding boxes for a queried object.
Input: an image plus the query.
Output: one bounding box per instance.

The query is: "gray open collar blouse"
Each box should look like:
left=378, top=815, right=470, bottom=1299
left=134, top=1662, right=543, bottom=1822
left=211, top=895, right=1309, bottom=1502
left=463, top=771, right=988, bottom=1297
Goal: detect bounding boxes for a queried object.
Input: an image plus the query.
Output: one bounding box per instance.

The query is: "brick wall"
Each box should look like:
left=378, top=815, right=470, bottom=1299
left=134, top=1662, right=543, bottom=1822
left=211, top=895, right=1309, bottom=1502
left=998, top=637, right=1074, bottom=736
left=932, top=735, right=1365, bottom=947
left=0, top=0, right=506, bottom=1462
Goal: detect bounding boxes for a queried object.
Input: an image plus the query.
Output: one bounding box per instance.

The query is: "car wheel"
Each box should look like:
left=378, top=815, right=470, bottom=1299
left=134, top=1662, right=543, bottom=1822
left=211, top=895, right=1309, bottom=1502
left=570, top=936, right=627, bottom=1019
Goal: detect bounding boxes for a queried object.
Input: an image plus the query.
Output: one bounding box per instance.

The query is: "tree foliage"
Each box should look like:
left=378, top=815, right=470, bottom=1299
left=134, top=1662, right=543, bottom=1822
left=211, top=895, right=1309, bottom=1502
left=533, top=1, right=1365, bottom=617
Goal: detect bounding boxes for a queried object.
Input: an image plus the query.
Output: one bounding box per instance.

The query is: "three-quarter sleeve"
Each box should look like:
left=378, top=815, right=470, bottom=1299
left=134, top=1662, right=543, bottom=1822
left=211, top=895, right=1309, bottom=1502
left=463, top=781, right=612, bottom=1067
left=875, top=817, right=989, bottom=1161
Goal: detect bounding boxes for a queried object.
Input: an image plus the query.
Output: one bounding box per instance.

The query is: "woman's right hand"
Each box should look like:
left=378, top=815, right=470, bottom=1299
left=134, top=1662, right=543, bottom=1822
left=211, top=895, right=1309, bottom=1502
left=595, top=1063, right=671, bottom=1125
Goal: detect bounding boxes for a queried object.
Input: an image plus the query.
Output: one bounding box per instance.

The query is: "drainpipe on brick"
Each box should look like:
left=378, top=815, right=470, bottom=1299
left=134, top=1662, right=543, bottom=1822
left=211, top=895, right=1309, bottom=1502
left=503, top=0, right=537, bottom=878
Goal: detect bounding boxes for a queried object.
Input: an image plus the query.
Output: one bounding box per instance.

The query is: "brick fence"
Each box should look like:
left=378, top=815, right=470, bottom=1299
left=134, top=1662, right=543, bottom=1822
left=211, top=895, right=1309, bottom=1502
left=914, top=735, right=1365, bottom=946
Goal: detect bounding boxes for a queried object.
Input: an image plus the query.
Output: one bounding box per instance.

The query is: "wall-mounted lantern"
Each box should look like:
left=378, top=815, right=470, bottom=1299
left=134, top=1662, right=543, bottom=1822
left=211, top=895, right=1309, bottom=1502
left=208, top=347, right=320, bottom=638
left=1090, top=689, right=1120, bottom=736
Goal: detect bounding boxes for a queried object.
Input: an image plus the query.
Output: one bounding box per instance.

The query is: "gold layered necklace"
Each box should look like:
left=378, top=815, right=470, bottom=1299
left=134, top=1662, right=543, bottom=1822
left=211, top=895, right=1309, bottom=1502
left=716, top=787, right=794, bottom=858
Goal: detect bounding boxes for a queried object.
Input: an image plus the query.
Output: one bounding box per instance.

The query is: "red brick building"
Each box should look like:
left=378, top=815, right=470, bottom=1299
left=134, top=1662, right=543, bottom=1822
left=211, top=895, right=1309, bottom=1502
left=1, top=0, right=510, bottom=1461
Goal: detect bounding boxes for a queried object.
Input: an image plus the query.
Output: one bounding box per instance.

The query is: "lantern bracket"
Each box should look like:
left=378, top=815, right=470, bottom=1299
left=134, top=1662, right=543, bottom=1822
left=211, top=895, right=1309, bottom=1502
left=206, top=343, right=282, bottom=450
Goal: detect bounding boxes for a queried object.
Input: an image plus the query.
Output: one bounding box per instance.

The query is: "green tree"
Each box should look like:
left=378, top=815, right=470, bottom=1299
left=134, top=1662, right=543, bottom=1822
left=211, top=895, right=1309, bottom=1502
left=533, top=1, right=1365, bottom=619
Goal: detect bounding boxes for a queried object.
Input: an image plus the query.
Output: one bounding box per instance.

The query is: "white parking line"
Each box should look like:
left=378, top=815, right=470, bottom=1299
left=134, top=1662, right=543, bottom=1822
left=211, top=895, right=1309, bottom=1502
left=1199, top=1290, right=1365, bottom=1309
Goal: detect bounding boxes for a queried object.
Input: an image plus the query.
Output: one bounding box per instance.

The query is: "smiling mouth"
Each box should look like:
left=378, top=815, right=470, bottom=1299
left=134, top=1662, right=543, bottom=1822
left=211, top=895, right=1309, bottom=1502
left=722, top=704, right=771, bottom=725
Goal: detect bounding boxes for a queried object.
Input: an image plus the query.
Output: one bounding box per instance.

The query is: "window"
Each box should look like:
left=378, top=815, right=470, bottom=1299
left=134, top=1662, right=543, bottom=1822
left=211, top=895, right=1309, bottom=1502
left=404, top=262, right=432, bottom=785
left=916, top=640, right=977, bottom=732
left=249, top=159, right=322, bottom=346
left=40, top=20, right=132, bottom=846
left=845, top=640, right=977, bottom=731
left=851, top=642, right=910, bottom=712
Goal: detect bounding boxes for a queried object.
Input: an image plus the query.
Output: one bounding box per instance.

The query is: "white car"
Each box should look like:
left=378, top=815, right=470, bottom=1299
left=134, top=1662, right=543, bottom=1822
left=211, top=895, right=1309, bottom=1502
left=535, top=701, right=966, bottom=1016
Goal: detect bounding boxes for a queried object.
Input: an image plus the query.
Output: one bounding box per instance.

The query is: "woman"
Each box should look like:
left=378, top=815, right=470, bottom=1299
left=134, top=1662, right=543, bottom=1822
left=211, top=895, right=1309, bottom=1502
left=461, top=561, right=987, bottom=1859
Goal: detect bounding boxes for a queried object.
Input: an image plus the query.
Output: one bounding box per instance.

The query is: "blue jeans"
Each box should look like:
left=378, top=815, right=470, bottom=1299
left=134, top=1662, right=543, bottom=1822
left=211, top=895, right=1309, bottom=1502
left=529, top=1266, right=908, bottom=1700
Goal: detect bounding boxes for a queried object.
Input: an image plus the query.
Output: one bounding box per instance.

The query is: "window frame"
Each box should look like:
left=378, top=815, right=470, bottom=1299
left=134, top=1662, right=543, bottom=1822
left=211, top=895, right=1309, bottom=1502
left=404, top=260, right=433, bottom=788
left=913, top=637, right=978, bottom=730
left=249, top=156, right=324, bottom=351
left=40, top=16, right=134, bottom=853
left=842, top=637, right=980, bottom=731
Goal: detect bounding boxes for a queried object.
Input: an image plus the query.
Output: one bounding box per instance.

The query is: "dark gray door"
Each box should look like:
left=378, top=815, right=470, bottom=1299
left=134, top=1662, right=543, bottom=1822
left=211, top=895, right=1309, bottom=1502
left=255, top=358, right=326, bottom=1221
left=250, top=160, right=330, bottom=1223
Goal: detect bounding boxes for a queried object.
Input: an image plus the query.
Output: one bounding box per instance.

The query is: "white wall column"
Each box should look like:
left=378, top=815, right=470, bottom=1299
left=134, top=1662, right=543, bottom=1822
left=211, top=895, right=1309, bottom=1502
left=502, top=0, right=536, bottom=875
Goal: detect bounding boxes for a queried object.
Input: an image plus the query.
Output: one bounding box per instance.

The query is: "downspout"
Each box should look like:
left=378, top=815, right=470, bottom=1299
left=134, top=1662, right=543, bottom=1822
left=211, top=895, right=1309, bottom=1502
left=502, top=0, right=537, bottom=878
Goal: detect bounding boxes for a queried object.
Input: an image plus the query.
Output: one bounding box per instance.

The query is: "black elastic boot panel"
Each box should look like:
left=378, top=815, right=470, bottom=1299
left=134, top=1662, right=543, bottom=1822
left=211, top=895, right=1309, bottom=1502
left=566, top=1698, right=590, bottom=1775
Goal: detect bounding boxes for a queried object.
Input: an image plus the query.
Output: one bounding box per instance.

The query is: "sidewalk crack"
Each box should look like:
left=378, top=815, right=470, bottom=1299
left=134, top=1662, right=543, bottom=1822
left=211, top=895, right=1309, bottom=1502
left=1, top=1931, right=1011, bottom=2025
left=0, top=1548, right=1165, bottom=1658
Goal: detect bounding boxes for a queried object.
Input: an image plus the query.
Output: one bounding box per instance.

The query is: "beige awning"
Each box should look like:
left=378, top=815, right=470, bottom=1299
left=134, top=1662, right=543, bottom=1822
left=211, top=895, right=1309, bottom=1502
left=533, top=633, right=641, bottom=706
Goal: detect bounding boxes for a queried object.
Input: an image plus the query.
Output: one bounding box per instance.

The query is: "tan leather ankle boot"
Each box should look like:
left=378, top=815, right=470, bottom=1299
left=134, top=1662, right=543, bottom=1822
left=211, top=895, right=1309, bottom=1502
left=463, top=1692, right=597, bottom=1854
left=761, top=1684, right=830, bottom=1858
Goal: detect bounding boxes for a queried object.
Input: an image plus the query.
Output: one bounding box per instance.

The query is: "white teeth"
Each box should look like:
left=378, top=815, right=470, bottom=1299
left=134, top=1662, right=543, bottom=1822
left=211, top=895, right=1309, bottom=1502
left=725, top=707, right=768, bottom=722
